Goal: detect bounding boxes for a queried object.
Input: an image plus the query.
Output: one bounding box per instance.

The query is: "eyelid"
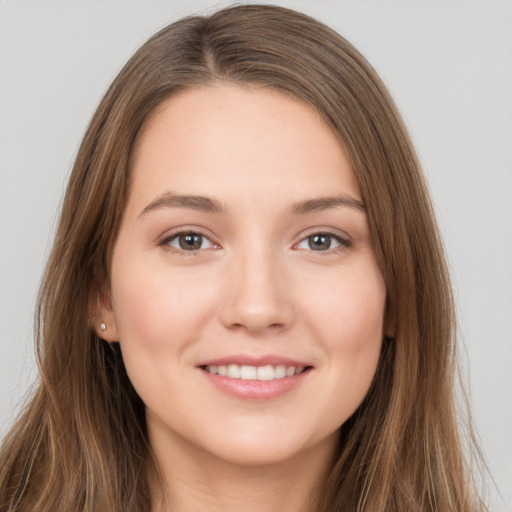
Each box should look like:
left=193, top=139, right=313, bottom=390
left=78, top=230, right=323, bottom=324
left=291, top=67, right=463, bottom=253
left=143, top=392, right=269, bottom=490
left=158, top=227, right=220, bottom=254
left=292, top=228, right=352, bottom=252
left=157, top=226, right=351, bottom=255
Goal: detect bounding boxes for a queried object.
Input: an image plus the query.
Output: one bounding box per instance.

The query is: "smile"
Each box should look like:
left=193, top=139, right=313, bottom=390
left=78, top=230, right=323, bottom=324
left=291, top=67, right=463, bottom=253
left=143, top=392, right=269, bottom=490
left=204, top=364, right=306, bottom=381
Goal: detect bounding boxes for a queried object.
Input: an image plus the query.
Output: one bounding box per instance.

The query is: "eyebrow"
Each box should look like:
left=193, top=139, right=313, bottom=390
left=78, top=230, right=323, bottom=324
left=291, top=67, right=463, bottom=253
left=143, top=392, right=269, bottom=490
left=290, top=196, right=366, bottom=214
left=139, top=192, right=225, bottom=218
left=139, top=192, right=366, bottom=218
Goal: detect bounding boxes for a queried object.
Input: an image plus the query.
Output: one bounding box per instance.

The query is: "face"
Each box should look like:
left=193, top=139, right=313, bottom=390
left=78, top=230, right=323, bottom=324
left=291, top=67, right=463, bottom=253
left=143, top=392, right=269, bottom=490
left=100, top=84, right=387, bottom=468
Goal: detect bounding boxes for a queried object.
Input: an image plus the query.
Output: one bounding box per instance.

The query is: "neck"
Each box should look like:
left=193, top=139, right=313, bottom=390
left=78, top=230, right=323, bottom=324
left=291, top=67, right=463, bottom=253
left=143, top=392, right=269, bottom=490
left=148, top=429, right=338, bottom=512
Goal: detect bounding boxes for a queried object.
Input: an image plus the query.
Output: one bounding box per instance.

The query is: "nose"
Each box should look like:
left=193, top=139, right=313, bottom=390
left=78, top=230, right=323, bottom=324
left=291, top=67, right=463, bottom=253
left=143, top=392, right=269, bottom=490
left=219, top=245, right=294, bottom=335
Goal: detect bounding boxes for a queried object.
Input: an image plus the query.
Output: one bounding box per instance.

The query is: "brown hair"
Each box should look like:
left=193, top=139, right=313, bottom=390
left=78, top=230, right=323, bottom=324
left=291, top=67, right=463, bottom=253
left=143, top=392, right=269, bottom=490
left=0, top=5, right=486, bottom=511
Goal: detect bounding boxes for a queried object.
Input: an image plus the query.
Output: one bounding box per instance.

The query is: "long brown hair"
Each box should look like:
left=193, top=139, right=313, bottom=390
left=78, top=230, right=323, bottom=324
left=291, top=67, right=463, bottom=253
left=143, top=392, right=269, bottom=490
left=0, top=5, right=486, bottom=511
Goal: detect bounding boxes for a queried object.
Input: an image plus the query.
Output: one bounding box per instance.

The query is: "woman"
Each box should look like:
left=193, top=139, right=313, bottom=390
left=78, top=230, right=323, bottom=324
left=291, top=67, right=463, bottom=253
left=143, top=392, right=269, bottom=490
left=0, top=4, right=486, bottom=511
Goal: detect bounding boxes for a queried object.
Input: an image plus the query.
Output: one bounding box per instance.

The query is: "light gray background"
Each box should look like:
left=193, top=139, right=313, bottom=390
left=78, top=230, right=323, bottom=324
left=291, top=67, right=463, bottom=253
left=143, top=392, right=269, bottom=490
left=1, top=0, right=511, bottom=509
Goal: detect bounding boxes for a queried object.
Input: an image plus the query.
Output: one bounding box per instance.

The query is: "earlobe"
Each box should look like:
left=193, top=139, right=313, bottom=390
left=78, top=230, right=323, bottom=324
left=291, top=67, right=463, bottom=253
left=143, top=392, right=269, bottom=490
left=93, top=319, right=118, bottom=342
left=90, top=285, right=119, bottom=342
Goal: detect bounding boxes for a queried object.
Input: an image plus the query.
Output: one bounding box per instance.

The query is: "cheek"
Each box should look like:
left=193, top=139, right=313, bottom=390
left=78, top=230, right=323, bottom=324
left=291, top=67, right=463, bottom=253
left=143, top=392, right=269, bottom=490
left=303, top=261, right=387, bottom=349
left=108, top=253, right=223, bottom=412
left=299, top=260, right=386, bottom=412
left=109, top=251, right=218, bottom=355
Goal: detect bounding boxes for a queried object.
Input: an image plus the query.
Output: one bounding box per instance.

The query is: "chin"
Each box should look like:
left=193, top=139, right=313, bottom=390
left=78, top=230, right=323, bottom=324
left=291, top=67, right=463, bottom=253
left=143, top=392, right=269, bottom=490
left=191, top=421, right=339, bottom=469
left=206, top=444, right=307, bottom=468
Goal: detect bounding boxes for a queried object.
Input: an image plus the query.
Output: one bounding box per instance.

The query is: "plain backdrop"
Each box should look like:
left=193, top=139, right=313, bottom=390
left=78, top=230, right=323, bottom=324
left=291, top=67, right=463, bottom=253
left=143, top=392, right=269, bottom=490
left=0, top=0, right=511, bottom=509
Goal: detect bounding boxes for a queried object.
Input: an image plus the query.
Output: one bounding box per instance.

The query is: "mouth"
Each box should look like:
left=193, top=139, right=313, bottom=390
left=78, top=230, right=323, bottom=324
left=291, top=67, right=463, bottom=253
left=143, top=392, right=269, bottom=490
left=201, top=364, right=311, bottom=381
left=197, top=357, right=313, bottom=400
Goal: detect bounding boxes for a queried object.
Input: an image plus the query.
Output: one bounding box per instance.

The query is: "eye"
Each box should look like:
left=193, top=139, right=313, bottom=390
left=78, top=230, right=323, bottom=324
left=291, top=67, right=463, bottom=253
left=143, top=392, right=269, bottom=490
left=163, top=232, right=216, bottom=252
left=295, top=233, right=350, bottom=252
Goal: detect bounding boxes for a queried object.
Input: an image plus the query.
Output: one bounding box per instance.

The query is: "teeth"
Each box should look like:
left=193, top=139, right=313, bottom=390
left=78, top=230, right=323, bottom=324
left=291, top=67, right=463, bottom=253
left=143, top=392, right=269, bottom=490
left=257, top=365, right=275, bottom=381
left=274, top=365, right=287, bottom=379
left=205, top=364, right=307, bottom=380
left=227, top=364, right=240, bottom=379
left=240, top=365, right=257, bottom=379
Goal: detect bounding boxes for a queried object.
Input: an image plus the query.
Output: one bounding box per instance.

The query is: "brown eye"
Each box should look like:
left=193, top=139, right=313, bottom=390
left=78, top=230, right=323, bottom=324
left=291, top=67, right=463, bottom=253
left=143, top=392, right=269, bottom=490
left=164, top=232, right=216, bottom=252
left=308, top=234, right=332, bottom=251
left=178, top=233, right=203, bottom=250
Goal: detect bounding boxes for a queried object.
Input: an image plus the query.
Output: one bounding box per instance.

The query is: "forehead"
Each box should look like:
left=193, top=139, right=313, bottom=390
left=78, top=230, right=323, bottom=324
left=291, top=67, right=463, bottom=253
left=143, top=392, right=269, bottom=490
left=128, top=84, right=360, bottom=211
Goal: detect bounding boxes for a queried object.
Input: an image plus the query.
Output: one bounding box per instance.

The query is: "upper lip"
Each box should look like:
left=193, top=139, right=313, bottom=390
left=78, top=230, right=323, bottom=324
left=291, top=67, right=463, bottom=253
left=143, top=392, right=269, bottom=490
left=197, top=354, right=312, bottom=368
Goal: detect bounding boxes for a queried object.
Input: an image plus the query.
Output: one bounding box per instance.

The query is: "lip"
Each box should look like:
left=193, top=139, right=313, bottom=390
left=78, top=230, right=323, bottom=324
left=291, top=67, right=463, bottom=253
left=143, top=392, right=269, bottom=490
left=197, top=354, right=311, bottom=367
left=197, top=354, right=313, bottom=400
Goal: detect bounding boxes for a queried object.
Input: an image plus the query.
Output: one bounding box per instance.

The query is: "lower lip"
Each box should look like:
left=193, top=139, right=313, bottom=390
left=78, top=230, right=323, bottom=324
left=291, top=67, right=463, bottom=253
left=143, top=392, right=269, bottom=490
left=200, top=368, right=311, bottom=400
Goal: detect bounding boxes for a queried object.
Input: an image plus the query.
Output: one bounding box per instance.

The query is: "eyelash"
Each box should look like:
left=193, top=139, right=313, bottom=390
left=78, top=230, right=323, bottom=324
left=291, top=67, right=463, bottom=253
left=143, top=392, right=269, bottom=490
left=159, top=230, right=218, bottom=255
left=159, top=230, right=351, bottom=255
left=294, top=232, right=352, bottom=253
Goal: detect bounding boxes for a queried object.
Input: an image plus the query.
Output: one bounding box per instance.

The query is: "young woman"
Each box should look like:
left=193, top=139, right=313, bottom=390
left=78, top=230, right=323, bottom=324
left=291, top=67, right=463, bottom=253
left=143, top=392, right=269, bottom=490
left=0, top=4, right=487, bottom=511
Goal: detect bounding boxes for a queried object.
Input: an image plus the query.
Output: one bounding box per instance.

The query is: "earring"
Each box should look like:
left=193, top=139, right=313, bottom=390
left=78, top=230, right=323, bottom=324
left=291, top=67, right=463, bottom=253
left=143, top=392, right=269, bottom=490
left=100, top=322, right=106, bottom=331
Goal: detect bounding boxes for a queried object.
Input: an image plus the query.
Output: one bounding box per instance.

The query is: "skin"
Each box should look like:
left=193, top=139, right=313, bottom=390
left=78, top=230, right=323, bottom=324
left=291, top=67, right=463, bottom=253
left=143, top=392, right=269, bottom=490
left=98, top=84, right=387, bottom=512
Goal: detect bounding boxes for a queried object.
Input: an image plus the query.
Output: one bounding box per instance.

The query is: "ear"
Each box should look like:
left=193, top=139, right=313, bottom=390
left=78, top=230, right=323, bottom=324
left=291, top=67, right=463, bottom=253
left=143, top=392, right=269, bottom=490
left=90, top=283, right=119, bottom=342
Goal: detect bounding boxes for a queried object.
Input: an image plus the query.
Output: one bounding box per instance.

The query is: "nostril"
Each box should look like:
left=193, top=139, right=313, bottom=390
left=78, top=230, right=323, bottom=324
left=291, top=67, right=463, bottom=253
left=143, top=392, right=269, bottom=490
left=228, top=321, right=284, bottom=332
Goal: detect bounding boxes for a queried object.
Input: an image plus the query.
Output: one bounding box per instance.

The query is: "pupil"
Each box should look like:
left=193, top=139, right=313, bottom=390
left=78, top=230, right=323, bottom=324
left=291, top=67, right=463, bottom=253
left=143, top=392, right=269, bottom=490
left=309, top=234, right=331, bottom=250
left=179, top=233, right=202, bottom=250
